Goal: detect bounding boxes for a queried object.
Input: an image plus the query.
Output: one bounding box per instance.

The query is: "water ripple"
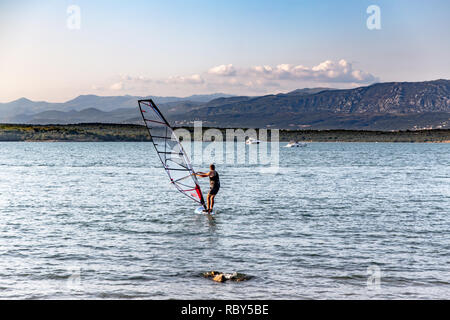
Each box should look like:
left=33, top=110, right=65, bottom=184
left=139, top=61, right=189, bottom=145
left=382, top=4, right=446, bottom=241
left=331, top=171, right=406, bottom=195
left=0, top=142, right=449, bottom=299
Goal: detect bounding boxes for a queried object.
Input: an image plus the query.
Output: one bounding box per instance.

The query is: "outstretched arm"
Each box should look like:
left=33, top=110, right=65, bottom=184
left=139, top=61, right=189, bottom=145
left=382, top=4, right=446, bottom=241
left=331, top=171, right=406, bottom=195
left=195, top=171, right=210, bottom=178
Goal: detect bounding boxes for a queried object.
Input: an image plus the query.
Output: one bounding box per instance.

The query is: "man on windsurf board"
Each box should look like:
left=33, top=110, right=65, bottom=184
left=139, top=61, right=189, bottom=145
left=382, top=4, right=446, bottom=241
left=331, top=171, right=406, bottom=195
left=195, top=164, right=220, bottom=213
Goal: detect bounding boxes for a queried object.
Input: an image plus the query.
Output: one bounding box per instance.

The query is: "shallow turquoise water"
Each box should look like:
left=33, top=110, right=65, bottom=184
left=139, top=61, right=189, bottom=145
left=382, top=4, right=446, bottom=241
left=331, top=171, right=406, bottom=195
left=0, top=142, right=449, bottom=299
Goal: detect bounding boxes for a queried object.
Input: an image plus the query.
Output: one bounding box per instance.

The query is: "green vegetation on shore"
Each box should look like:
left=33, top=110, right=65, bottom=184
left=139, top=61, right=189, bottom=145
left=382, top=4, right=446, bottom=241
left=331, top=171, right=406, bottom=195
left=1, top=124, right=450, bottom=143
left=0, top=124, right=150, bottom=142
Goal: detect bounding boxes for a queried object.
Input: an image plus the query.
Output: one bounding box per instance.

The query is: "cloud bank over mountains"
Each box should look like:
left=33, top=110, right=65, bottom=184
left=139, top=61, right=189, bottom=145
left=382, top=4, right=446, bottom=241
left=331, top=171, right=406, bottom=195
left=97, top=59, right=379, bottom=96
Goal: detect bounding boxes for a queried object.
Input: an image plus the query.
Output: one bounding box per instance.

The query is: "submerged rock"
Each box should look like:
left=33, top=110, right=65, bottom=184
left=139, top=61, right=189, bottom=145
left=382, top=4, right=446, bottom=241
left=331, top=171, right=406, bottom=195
left=203, top=271, right=251, bottom=283
left=213, top=274, right=226, bottom=282
left=225, top=272, right=251, bottom=282
left=203, top=271, right=221, bottom=278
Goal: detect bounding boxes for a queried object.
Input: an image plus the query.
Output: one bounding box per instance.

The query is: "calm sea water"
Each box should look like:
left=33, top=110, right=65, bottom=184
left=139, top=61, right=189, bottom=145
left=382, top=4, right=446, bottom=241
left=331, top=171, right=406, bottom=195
left=0, top=142, right=449, bottom=299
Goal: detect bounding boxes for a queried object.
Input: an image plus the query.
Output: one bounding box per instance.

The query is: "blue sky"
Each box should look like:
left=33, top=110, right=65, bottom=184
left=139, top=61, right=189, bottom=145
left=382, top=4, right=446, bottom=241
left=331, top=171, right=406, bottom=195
left=0, top=0, right=449, bottom=102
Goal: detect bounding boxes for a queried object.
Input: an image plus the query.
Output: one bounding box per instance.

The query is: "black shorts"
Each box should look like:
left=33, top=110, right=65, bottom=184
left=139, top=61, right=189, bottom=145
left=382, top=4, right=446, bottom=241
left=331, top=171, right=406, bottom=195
left=209, top=185, right=220, bottom=195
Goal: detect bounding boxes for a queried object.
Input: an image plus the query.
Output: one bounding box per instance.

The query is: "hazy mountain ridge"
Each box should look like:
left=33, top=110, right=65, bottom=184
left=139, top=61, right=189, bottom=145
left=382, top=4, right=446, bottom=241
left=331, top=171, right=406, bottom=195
left=0, top=93, right=234, bottom=123
left=187, top=80, right=450, bottom=117
left=181, top=80, right=450, bottom=130
left=1, top=80, right=449, bottom=130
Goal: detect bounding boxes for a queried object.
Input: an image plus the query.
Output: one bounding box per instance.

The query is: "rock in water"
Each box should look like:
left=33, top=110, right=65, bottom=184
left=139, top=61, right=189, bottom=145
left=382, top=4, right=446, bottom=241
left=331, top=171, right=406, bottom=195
left=203, top=271, right=251, bottom=283
left=203, top=271, right=220, bottom=278
left=225, top=272, right=250, bottom=282
left=212, top=274, right=226, bottom=282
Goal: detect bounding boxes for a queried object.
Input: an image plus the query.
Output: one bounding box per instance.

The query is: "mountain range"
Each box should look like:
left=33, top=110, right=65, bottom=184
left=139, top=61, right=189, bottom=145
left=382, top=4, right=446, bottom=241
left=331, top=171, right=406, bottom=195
left=1, top=80, right=449, bottom=130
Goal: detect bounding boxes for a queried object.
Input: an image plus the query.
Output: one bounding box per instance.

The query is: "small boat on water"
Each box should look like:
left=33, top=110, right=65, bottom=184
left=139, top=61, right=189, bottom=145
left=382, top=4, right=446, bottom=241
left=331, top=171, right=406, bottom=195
left=246, top=137, right=261, bottom=144
left=285, top=141, right=307, bottom=148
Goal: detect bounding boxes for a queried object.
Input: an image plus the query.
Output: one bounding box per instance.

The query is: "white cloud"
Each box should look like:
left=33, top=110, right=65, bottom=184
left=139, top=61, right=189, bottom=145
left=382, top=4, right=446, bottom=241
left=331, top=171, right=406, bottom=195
left=208, top=64, right=237, bottom=76
left=166, top=74, right=204, bottom=84
left=110, top=82, right=124, bottom=90
left=120, top=74, right=152, bottom=83
left=97, top=59, right=378, bottom=96
left=250, top=59, right=377, bottom=83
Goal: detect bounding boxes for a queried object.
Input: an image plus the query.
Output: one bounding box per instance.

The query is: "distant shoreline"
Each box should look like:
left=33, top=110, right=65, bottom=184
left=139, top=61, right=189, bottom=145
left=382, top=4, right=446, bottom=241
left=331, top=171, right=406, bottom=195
left=1, top=124, right=450, bottom=143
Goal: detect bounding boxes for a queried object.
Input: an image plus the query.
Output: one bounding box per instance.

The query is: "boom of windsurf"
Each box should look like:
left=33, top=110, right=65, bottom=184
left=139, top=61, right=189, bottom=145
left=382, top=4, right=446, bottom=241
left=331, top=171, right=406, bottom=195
left=138, top=99, right=208, bottom=213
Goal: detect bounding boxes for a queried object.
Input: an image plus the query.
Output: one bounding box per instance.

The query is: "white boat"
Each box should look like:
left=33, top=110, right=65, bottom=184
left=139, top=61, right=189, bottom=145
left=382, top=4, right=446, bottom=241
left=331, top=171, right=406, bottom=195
left=285, top=141, right=307, bottom=148
left=245, top=137, right=261, bottom=144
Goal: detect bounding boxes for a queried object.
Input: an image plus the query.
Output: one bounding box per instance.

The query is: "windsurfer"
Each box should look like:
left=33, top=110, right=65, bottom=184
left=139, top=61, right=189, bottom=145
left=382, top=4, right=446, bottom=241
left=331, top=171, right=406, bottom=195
left=195, top=164, right=220, bottom=213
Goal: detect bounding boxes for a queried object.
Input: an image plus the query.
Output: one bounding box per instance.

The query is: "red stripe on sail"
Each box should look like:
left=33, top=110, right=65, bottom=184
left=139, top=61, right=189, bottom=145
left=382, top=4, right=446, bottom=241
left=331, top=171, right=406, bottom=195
left=195, top=185, right=202, bottom=200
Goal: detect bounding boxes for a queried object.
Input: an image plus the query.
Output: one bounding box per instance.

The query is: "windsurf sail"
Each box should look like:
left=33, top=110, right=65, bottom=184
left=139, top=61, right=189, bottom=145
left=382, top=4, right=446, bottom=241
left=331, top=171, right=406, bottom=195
left=138, top=99, right=207, bottom=210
